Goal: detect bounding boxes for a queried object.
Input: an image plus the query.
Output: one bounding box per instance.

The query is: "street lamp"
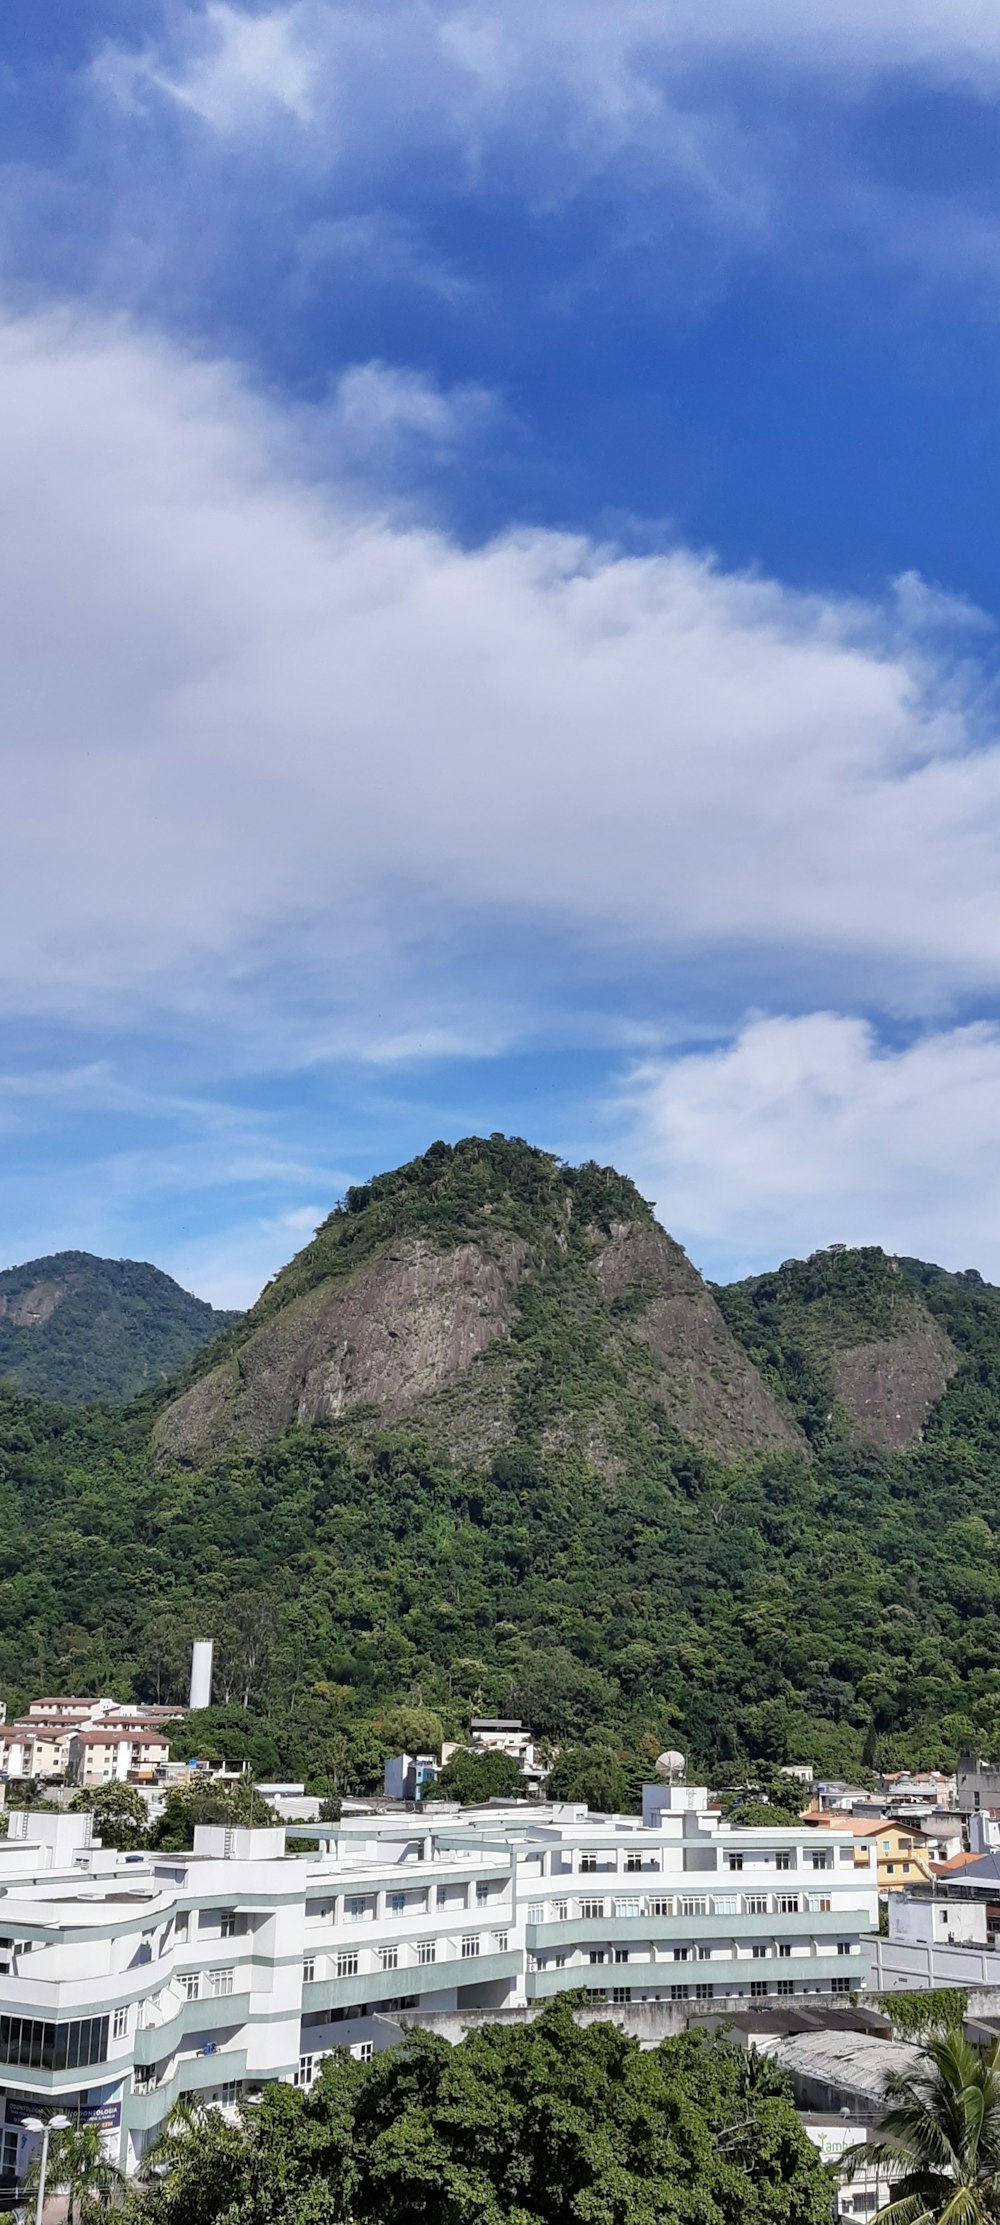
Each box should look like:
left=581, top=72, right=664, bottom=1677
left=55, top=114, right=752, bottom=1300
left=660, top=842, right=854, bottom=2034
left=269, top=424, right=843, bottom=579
left=20, top=2114, right=70, bottom=2225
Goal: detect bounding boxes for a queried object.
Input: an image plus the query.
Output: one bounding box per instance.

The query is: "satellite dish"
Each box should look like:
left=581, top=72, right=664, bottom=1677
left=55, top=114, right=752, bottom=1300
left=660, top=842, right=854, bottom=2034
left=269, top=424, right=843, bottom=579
left=655, top=1749, right=686, bottom=1780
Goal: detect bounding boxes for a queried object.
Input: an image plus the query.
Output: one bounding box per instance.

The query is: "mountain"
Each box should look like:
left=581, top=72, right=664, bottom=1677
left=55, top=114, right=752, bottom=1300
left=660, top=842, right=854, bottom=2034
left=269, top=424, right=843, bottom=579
left=153, top=1135, right=800, bottom=1469
left=0, top=1251, right=242, bottom=1404
left=5, top=1140, right=1000, bottom=1789
left=714, top=1245, right=961, bottom=1450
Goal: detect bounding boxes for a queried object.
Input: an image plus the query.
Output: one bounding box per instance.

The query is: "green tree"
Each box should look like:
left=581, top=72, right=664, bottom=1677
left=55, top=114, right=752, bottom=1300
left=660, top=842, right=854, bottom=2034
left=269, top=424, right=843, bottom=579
left=147, top=1778, right=278, bottom=1852
left=423, top=1747, right=523, bottom=1803
left=72, top=1781, right=148, bottom=1850
left=125, top=2001, right=830, bottom=2225
left=854, top=2030, right=1000, bottom=2223
left=376, top=1705, right=444, bottom=1756
left=24, top=2122, right=125, bottom=2222
left=545, top=1744, right=629, bottom=1812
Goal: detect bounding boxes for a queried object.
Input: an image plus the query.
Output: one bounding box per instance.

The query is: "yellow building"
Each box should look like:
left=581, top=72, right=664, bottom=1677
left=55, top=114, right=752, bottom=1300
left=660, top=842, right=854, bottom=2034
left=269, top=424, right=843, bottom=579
left=802, top=1811, right=934, bottom=1891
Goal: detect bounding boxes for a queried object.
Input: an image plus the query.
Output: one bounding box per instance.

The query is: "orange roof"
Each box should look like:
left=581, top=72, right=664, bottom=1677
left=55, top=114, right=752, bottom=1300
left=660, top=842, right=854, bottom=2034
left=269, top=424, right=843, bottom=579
left=932, top=1851, right=981, bottom=1875
left=802, top=1811, right=930, bottom=1842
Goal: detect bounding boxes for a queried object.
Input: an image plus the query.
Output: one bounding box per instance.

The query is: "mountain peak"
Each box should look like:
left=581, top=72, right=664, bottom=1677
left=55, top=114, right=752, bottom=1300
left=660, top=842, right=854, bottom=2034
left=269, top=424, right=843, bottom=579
left=0, top=1250, right=241, bottom=1405
left=153, top=1134, right=799, bottom=1469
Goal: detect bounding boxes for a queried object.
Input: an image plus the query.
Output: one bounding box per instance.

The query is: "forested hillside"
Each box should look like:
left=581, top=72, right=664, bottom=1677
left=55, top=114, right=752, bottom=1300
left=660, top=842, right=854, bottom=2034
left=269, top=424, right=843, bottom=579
left=0, top=1251, right=241, bottom=1403
left=2, top=1140, right=1000, bottom=1789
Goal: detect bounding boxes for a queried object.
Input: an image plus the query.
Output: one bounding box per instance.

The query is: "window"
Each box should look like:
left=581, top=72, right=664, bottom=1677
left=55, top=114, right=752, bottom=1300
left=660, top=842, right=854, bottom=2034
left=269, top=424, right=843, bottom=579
left=303, top=1958, right=316, bottom=1984
left=625, top=1855, right=642, bottom=1873
left=417, top=1941, right=436, bottom=1965
left=881, top=1840, right=891, bottom=1854
left=712, top=1896, right=738, bottom=1916
left=589, top=1949, right=607, bottom=1965
left=903, top=1863, right=911, bottom=1875
left=387, top=1893, right=406, bottom=1916
left=837, top=1941, right=854, bottom=1957
left=750, top=1980, right=768, bottom=1997
left=337, top=1953, right=359, bottom=1980
left=612, top=1986, right=631, bottom=2004
left=527, top=1904, right=544, bottom=1924
left=112, top=2006, right=129, bottom=2041
left=670, top=1984, right=690, bottom=2000
left=461, top=1935, right=480, bottom=1959
left=553, top=1901, right=569, bottom=1921
left=776, top=1979, right=794, bottom=1996
left=345, top=1898, right=369, bottom=1922
left=614, top=1948, right=630, bottom=1964
left=134, top=2066, right=156, bottom=2093
left=476, top=1881, right=493, bottom=1902
left=831, top=1976, right=852, bottom=1995
left=745, top=1895, right=768, bottom=1915
left=588, top=1987, right=608, bottom=2003
left=580, top=1855, right=597, bottom=1874
left=493, top=1931, right=509, bottom=1953
left=775, top=1852, right=792, bottom=1871
left=886, top=1863, right=896, bottom=1875
left=0, top=2014, right=109, bottom=2071
left=207, top=1969, right=234, bottom=1998
left=680, top=1897, right=707, bottom=1918
left=379, top=1947, right=399, bottom=1972
left=752, top=1945, right=767, bottom=1960
left=175, top=1912, right=190, bottom=1940
left=220, top=1910, right=239, bottom=1939
left=215, top=2081, right=240, bottom=2108
left=352, top=2040, right=373, bottom=2063
left=810, top=1853, right=831, bottom=1872
left=813, top=1897, right=832, bottom=1914
left=778, top=1895, right=799, bottom=1914
left=294, top=2056, right=314, bottom=2089
left=673, top=1947, right=690, bottom=1962
left=696, top=1945, right=711, bottom=1961
left=727, top=1854, right=743, bottom=1872
left=646, top=1898, right=673, bottom=1917
left=180, top=1973, right=200, bottom=2001
left=778, top=1944, right=792, bottom=1959
left=580, top=1900, right=605, bottom=1920
left=552, top=1953, right=567, bottom=1968
left=695, top=1983, right=714, bottom=2000
left=615, top=1900, right=640, bottom=1919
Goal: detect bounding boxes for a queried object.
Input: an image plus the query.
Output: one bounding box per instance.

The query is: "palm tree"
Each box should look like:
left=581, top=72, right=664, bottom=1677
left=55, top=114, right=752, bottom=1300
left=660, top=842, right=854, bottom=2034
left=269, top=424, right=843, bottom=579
left=23, top=2122, right=125, bottom=2221
left=850, top=2030, right=1000, bottom=2224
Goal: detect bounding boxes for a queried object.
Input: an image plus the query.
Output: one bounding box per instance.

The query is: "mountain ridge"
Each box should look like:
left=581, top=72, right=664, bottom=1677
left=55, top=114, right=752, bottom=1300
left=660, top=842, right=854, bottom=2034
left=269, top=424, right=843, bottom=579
left=0, top=1250, right=241, bottom=1405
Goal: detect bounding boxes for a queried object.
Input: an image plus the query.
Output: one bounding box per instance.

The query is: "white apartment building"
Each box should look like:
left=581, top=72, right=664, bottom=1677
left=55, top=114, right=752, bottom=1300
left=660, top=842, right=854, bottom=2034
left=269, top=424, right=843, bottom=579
left=0, top=1785, right=878, bottom=2199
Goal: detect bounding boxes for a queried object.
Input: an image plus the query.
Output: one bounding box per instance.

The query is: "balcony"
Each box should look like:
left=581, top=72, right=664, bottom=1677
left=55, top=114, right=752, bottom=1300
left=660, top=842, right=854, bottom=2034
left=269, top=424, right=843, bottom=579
left=525, top=1906, right=873, bottom=1950
left=125, top=2047, right=250, bottom=2133
left=302, top=1949, right=520, bottom=2016
left=526, top=1949, right=870, bottom=2000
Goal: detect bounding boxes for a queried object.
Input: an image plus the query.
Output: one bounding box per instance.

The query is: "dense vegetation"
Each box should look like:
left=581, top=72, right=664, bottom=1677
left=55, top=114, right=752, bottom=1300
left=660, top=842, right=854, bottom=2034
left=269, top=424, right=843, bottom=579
left=5, top=1146, right=1000, bottom=1785
left=0, top=1250, right=239, bottom=1404
left=126, top=2000, right=831, bottom=2225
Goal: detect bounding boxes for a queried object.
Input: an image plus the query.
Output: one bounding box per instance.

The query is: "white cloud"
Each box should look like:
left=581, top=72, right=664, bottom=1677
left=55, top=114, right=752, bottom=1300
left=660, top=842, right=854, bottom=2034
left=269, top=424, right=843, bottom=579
left=7, top=306, right=1000, bottom=1074
left=618, top=1013, right=1000, bottom=1280
left=163, top=1202, right=326, bottom=1307
left=97, top=3, right=317, bottom=131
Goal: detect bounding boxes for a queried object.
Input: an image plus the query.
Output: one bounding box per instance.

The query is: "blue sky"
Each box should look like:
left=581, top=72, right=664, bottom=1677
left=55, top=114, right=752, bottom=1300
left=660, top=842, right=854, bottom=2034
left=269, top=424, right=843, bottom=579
left=7, top=0, right=1000, bottom=1302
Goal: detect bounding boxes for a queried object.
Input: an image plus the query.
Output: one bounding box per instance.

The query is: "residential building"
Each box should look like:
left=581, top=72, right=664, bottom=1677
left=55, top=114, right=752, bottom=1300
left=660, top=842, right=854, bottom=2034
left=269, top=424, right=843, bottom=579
left=2, top=1699, right=184, bottom=1787
left=874, top=1858, right=1000, bottom=1989
left=383, top=1754, right=439, bottom=1802
left=957, top=1751, right=1000, bottom=1819
left=67, top=1728, right=172, bottom=1788
left=0, top=1784, right=878, bottom=2198
left=802, top=1811, right=934, bottom=1891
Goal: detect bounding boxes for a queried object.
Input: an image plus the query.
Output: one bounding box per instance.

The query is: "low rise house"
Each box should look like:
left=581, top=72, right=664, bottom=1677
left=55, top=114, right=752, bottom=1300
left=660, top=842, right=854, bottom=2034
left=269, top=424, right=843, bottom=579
left=802, top=1811, right=933, bottom=1891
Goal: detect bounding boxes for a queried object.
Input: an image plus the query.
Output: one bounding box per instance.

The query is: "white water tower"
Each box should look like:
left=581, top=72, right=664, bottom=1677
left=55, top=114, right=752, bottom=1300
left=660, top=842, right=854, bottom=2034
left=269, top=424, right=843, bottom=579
left=189, top=1640, right=214, bottom=1712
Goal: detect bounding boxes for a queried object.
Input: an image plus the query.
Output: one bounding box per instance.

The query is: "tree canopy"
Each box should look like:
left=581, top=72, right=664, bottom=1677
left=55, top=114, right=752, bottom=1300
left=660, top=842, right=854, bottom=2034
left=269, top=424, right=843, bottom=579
left=126, top=2001, right=831, bottom=2225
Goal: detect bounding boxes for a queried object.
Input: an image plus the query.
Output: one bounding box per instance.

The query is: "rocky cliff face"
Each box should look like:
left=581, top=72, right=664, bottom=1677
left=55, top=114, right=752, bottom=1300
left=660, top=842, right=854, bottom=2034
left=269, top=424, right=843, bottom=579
left=716, top=1244, right=961, bottom=1450
left=153, top=1136, right=801, bottom=1469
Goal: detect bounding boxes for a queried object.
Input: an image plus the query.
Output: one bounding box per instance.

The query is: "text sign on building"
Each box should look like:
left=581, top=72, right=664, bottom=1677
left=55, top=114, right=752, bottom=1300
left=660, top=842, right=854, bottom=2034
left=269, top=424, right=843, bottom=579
left=3, top=2097, right=122, bottom=2132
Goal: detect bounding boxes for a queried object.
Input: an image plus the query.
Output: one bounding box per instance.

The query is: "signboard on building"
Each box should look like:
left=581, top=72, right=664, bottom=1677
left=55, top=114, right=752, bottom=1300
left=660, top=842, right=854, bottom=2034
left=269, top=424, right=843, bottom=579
left=2, top=2097, right=121, bottom=2132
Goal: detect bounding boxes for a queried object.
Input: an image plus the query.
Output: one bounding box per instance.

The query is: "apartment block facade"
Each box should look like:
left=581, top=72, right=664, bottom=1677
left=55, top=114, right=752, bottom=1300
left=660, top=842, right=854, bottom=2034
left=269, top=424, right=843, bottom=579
left=0, top=1786, right=878, bottom=2198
